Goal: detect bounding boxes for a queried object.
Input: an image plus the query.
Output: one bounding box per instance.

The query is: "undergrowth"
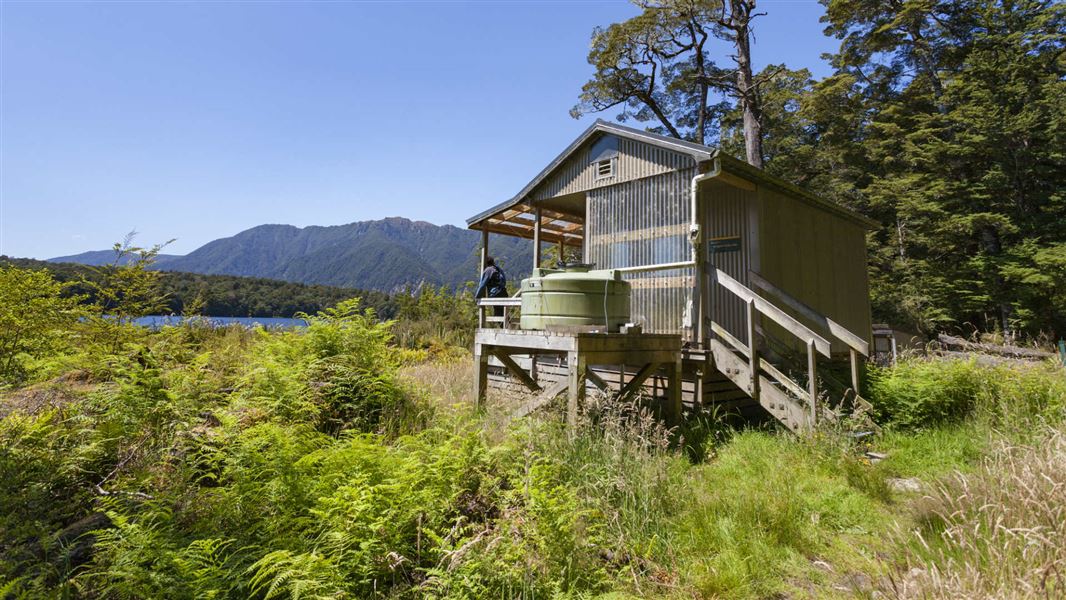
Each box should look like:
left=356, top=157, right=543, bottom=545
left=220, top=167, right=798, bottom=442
left=1, top=291, right=1064, bottom=598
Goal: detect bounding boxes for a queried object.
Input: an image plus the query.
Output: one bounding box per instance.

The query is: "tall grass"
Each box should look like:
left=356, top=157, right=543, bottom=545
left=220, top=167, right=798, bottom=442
left=885, top=427, right=1066, bottom=599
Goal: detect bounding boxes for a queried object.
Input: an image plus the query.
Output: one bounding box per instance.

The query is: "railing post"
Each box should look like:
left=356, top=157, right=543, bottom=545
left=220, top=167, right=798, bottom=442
left=746, top=298, right=759, bottom=399
left=479, top=228, right=489, bottom=329
left=807, top=338, right=818, bottom=427
left=849, top=348, right=860, bottom=394
left=533, top=206, right=542, bottom=270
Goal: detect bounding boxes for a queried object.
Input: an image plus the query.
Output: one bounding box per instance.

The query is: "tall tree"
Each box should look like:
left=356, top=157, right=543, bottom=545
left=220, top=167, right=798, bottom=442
left=714, top=0, right=765, bottom=166
left=816, top=0, right=1066, bottom=336
left=573, top=0, right=768, bottom=161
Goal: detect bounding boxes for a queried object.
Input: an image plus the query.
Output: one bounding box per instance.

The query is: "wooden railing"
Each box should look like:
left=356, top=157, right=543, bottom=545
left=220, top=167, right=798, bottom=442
left=747, top=271, right=870, bottom=392
left=709, top=268, right=832, bottom=423
left=477, top=297, right=522, bottom=329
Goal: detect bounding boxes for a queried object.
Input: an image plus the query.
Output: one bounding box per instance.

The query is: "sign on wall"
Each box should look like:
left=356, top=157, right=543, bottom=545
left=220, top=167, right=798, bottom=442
left=708, top=235, right=742, bottom=254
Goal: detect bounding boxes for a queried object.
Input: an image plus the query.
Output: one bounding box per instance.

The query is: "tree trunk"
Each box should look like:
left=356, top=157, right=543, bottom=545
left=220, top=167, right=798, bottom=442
left=979, top=224, right=1012, bottom=334
left=692, top=24, right=708, bottom=145
left=729, top=0, right=763, bottom=168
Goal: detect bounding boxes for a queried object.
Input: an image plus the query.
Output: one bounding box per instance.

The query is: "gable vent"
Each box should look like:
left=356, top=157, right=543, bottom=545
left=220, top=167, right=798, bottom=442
left=595, top=158, right=615, bottom=180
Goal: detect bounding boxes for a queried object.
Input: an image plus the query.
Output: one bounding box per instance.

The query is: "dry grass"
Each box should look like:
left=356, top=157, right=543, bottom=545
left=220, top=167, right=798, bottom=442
left=884, top=428, right=1066, bottom=599
left=399, top=359, right=474, bottom=407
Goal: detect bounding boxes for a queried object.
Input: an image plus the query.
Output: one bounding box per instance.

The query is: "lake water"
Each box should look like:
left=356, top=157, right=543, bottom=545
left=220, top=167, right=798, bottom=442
left=133, top=316, right=308, bottom=329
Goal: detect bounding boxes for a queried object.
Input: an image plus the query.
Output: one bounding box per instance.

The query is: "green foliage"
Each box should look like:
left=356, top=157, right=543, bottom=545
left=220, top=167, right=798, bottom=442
left=811, top=0, right=1066, bottom=336
left=869, top=357, right=1066, bottom=429
left=2, top=255, right=398, bottom=320
left=580, top=0, right=1066, bottom=338
left=393, top=286, right=476, bottom=355
left=0, top=266, right=85, bottom=383
left=3, top=282, right=1065, bottom=598
left=80, top=238, right=172, bottom=354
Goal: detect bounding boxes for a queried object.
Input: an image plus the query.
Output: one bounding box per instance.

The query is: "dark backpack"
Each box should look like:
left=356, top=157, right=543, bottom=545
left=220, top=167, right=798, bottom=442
left=487, top=266, right=507, bottom=297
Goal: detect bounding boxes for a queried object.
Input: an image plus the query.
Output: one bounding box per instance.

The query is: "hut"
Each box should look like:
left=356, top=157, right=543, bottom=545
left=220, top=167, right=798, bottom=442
left=467, top=120, right=876, bottom=431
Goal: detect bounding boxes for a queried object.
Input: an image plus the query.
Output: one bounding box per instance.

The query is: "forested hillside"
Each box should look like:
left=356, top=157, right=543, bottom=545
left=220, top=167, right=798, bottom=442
left=574, top=0, right=1065, bottom=338
left=51, top=218, right=532, bottom=294
left=3, top=257, right=397, bottom=319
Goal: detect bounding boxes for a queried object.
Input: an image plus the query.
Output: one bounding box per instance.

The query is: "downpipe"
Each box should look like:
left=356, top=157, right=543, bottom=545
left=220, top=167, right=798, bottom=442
left=689, top=158, right=722, bottom=346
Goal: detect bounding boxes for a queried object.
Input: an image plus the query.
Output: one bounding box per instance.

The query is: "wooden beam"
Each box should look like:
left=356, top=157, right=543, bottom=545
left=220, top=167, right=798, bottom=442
left=502, top=214, right=584, bottom=237
left=717, top=171, right=757, bottom=192
left=496, top=205, right=533, bottom=224
left=586, top=368, right=610, bottom=393
left=491, top=349, right=541, bottom=393
left=482, top=221, right=581, bottom=245
left=512, top=379, right=569, bottom=420
left=617, top=362, right=660, bottom=401
left=539, top=207, right=585, bottom=222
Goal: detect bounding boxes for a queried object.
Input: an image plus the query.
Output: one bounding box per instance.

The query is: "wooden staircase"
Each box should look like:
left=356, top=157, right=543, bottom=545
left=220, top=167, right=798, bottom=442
left=704, top=268, right=874, bottom=433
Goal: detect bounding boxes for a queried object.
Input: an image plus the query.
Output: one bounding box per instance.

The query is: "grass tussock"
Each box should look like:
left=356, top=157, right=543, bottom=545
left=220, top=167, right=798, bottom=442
left=886, top=428, right=1066, bottom=599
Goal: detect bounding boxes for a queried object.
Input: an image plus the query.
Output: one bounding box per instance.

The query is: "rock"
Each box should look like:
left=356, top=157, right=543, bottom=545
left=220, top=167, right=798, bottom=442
left=889, top=477, right=923, bottom=493
left=842, top=572, right=872, bottom=593
left=865, top=451, right=888, bottom=463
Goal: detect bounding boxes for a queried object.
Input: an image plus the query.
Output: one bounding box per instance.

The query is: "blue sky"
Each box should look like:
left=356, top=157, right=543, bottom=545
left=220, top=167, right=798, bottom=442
left=1, top=1, right=838, bottom=259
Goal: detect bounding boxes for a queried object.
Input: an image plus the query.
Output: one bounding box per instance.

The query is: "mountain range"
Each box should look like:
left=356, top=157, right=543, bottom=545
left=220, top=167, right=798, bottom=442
left=49, top=217, right=533, bottom=293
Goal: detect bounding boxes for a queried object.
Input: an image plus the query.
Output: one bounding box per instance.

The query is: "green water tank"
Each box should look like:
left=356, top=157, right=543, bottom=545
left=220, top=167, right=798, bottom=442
left=520, top=265, right=631, bottom=331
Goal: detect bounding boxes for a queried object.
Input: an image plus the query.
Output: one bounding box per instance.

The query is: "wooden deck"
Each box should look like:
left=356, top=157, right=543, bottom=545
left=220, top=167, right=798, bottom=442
left=474, top=268, right=875, bottom=433
left=474, top=329, right=685, bottom=426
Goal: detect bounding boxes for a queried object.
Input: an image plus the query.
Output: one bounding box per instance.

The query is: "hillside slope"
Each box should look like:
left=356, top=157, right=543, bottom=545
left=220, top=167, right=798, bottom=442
left=51, top=217, right=533, bottom=292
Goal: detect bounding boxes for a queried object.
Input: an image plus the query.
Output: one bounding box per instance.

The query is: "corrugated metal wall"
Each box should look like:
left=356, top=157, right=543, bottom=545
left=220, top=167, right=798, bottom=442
left=531, top=135, right=691, bottom=201
left=757, top=185, right=872, bottom=354
left=586, top=168, right=696, bottom=339
left=702, top=181, right=757, bottom=344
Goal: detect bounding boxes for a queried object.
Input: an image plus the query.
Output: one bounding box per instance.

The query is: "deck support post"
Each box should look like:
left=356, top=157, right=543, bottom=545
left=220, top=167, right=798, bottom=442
left=667, top=358, right=683, bottom=425
left=746, top=299, right=759, bottom=400
left=849, top=348, right=860, bottom=394
left=474, top=342, right=489, bottom=409
left=807, top=339, right=818, bottom=428
left=567, top=350, right=586, bottom=430
left=478, top=229, right=489, bottom=328
left=533, top=206, right=542, bottom=269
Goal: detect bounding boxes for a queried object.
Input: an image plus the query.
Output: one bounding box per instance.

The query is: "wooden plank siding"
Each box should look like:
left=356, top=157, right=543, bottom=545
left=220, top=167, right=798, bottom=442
left=485, top=356, right=754, bottom=409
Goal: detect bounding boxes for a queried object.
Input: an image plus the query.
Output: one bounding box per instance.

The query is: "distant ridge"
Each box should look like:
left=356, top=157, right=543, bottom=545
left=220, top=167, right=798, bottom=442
left=49, top=217, right=532, bottom=293
left=48, top=249, right=182, bottom=267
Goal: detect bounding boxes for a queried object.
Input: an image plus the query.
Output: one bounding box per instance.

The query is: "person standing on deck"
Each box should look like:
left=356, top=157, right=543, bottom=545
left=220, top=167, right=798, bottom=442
left=474, top=256, right=508, bottom=316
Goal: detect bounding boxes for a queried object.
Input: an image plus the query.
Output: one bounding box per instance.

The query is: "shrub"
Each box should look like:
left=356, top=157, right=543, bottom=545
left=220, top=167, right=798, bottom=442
left=868, top=357, right=1066, bottom=430
left=0, top=266, right=85, bottom=384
